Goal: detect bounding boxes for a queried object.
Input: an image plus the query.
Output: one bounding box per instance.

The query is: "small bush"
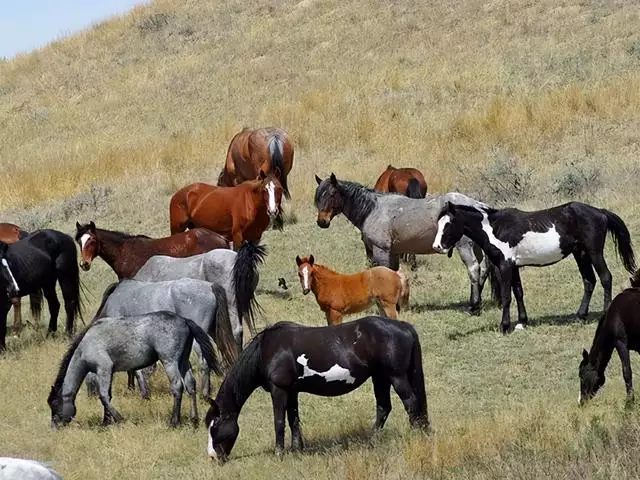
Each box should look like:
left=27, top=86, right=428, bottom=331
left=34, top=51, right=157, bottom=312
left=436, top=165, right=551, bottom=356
left=552, top=162, right=602, bottom=199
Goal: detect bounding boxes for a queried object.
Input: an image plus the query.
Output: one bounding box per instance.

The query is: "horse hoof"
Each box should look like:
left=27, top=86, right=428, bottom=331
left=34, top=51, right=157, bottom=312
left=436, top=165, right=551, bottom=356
left=469, top=307, right=482, bottom=317
left=514, top=323, right=525, bottom=331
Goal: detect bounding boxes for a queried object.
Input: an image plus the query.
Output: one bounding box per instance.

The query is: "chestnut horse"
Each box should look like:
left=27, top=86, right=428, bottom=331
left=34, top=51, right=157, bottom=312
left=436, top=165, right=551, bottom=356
left=0, top=223, right=29, bottom=334
left=374, top=165, right=427, bottom=198
left=295, top=255, right=409, bottom=325
left=75, top=222, right=229, bottom=279
left=170, top=171, right=283, bottom=249
left=217, top=127, right=293, bottom=198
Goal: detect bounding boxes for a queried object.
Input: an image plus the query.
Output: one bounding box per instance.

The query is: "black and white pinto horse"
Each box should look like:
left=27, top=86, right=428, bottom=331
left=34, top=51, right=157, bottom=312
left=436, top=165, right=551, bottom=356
left=432, top=201, right=636, bottom=334
left=314, top=173, right=497, bottom=314
left=205, top=316, right=429, bottom=461
left=0, top=230, right=83, bottom=351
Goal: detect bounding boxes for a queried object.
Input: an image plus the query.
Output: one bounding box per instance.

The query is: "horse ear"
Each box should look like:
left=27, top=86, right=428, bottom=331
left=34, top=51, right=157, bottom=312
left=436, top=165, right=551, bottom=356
left=582, top=349, right=589, bottom=361
left=329, top=173, right=337, bottom=185
left=273, top=167, right=281, bottom=179
left=89, top=221, right=96, bottom=231
left=446, top=201, right=456, bottom=214
left=315, top=174, right=323, bottom=186
left=75, top=221, right=81, bottom=231
left=295, top=255, right=302, bottom=266
left=258, top=170, right=267, bottom=180
left=208, top=398, right=220, bottom=415
left=309, top=254, right=315, bottom=265
left=447, top=249, right=454, bottom=259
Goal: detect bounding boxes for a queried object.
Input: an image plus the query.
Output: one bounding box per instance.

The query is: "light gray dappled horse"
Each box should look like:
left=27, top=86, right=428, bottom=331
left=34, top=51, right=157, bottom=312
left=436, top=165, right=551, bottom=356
left=0, top=458, right=62, bottom=480
left=48, top=312, right=220, bottom=428
left=133, top=241, right=266, bottom=349
left=314, top=174, right=499, bottom=314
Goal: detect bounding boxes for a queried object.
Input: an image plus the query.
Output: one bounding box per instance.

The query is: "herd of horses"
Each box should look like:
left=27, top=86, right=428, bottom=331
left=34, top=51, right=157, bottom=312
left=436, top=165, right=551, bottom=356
left=2, top=126, right=640, bottom=465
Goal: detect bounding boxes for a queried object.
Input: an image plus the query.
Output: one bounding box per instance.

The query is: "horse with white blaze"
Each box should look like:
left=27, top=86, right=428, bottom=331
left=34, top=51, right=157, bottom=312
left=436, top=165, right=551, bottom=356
left=432, top=201, right=636, bottom=334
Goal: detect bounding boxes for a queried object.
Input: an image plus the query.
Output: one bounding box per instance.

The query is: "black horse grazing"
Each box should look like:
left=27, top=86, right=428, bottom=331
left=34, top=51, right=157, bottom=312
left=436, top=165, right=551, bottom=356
left=0, top=230, right=83, bottom=351
left=433, top=202, right=636, bottom=334
left=205, top=316, right=430, bottom=461
left=579, top=287, right=640, bottom=405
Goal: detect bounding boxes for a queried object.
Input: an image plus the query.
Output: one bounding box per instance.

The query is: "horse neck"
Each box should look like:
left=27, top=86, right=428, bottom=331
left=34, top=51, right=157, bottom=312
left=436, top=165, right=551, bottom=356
left=589, top=320, right=614, bottom=376
left=456, top=207, right=492, bottom=250
left=337, top=181, right=377, bottom=229
left=61, top=354, right=88, bottom=405
left=95, top=230, right=132, bottom=272
left=310, top=265, right=337, bottom=295
left=215, top=344, right=262, bottom=415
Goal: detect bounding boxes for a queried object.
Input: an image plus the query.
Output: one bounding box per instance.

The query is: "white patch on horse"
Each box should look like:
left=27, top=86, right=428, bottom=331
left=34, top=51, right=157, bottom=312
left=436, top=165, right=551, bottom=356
left=296, top=354, right=355, bottom=384
left=432, top=215, right=451, bottom=252
left=514, top=226, right=564, bottom=266
left=1, top=259, right=19, bottom=293
left=301, top=266, right=310, bottom=291
left=266, top=180, right=277, bottom=215
left=208, top=420, right=217, bottom=459
left=480, top=213, right=513, bottom=260
left=80, top=233, right=91, bottom=250
left=578, top=392, right=582, bottom=405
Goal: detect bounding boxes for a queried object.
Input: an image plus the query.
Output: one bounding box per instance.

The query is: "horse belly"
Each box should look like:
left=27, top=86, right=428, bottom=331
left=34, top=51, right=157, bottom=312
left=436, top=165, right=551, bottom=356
left=296, top=377, right=367, bottom=396
left=514, top=228, right=565, bottom=266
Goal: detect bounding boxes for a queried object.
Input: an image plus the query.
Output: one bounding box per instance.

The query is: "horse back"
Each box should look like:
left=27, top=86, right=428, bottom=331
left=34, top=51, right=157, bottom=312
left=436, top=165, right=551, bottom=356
left=0, top=223, right=27, bottom=244
left=606, top=289, right=640, bottom=352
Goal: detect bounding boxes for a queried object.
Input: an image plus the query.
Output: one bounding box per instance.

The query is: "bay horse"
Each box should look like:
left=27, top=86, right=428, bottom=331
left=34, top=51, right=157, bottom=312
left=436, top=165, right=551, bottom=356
left=295, top=255, right=409, bottom=325
left=218, top=127, right=293, bottom=198
left=48, top=311, right=221, bottom=428
left=579, top=287, right=640, bottom=405
left=205, top=316, right=429, bottom=461
left=433, top=201, right=636, bottom=334
left=314, top=173, right=498, bottom=315
left=170, top=171, right=283, bottom=249
left=0, top=230, right=82, bottom=352
left=74, top=221, right=229, bottom=279
left=0, top=222, right=29, bottom=335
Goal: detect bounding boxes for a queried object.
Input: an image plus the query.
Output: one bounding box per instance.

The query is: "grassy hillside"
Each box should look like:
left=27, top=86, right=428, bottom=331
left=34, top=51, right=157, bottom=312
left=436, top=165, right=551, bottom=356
left=2, top=0, right=640, bottom=479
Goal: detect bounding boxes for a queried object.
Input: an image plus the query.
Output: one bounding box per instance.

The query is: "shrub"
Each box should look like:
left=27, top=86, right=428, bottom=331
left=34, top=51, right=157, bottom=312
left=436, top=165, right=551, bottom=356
left=552, top=162, right=602, bottom=199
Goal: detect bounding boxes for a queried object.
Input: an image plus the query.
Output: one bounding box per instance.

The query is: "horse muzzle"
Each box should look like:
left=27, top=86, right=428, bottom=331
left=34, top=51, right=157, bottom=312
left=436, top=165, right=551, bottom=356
left=316, top=218, right=330, bottom=229
left=79, top=261, right=91, bottom=271
left=302, top=288, right=310, bottom=295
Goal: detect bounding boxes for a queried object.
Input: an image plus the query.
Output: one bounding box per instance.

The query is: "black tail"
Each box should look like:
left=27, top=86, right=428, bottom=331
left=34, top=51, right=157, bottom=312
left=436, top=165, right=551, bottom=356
left=94, top=282, right=119, bottom=319
left=603, top=209, right=637, bottom=273
left=211, top=284, right=239, bottom=369
left=407, top=325, right=429, bottom=429
left=631, top=269, right=640, bottom=288
left=487, top=258, right=502, bottom=307
left=185, top=318, right=222, bottom=376
left=406, top=178, right=425, bottom=199
left=29, top=290, right=43, bottom=324
left=269, top=135, right=290, bottom=199
left=233, top=241, right=266, bottom=336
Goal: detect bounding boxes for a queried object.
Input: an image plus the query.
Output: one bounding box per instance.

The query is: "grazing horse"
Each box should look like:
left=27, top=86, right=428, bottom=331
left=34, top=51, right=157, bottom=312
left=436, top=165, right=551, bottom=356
left=170, top=171, right=283, bottom=249
left=218, top=127, right=293, bottom=198
left=432, top=201, right=636, bottom=334
left=295, top=255, right=409, bottom=325
left=579, top=287, right=640, bottom=405
left=314, top=173, right=497, bottom=315
left=74, top=221, right=229, bottom=279
left=0, top=458, right=62, bottom=479
left=0, top=230, right=82, bottom=352
left=205, top=316, right=429, bottom=461
left=48, top=312, right=221, bottom=428
left=0, top=222, right=29, bottom=335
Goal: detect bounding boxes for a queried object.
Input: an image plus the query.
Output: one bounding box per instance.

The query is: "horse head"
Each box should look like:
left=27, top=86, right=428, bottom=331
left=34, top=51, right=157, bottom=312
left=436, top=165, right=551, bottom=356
left=75, top=221, right=98, bottom=271
left=314, top=173, right=343, bottom=228
left=578, top=348, right=605, bottom=405
left=47, top=384, right=76, bottom=429
left=205, top=398, right=239, bottom=463
left=257, top=170, right=284, bottom=223
left=295, top=254, right=315, bottom=295
left=432, top=202, right=464, bottom=257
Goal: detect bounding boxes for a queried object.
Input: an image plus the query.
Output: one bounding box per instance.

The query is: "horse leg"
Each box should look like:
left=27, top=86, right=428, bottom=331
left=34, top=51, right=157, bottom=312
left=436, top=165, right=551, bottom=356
left=511, top=268, right=528, bottom=330
left=372, top=376, right=392, bottom=430
left=615, top=340, right=634, bottom=404
left=270, top=385, right=288, bottom=455
left=193, top=341, right=211, bottom=399
left=589, top=252, right=613, bottom=312
left=390, top=374, right=422, bottom=428
left=455, top=239, right=482, bottom=315
left=96, top=367, right=124, bottom=425
left=85, top=372, right=100, bottom=397
left=378, top=299, right=398, bottom=320
left=499, top=264, right=514, bottom=335
left=325, top=309, right=343, bottom=326
left=135, top=370, right=151, bottom=400
left=0, top=299, right=9, bottom=352
left=11, top=298, right=22, bottom=335
left=42, top=283, right=60, bottom=335
left=181, top=361, right=199, bottom=426
left=362, top=233, right=374, bottom=266
left=574, top=251, right=596, bottom=319
left=162, top=360, right=185, bottom=427
left=286, top=392, right=303, bottom=452
left=58, top=277, right=78, bottom=337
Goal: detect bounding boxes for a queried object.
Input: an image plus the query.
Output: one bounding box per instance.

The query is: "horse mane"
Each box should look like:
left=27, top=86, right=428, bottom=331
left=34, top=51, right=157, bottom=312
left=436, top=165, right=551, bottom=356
left=334, top=179, right=378, bottom=228
left=47, top=324, right=92, bottom=407
left=75, top=225, right=151, bottom=243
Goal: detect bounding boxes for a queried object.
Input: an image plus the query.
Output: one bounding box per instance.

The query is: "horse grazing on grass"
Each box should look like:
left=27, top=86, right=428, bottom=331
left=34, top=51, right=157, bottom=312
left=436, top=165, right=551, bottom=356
left=374, top=165, right=427, bottom=198
left=170, top=171, right=284, bottom=249
left=75, top=221, right=229, bottom=278
left=295, top=255, right=409, bottom=325
left=433, top=201, right=636, bottom=334
left=205, top=316, right=429, bottom=461
left=579, top=288, right=640, bottom=406
left=0, top=230, right=82, bottom=352
left=218, top=126, right=293, bottom=199
left=314, top=173, right=497, bottom=315
left=48, top=312, right=221, bottom=428
left=0, top=222, right=29, bottom=335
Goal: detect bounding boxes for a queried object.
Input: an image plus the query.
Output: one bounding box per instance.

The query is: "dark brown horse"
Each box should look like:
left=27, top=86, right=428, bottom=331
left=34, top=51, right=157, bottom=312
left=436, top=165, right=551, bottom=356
left=170, top=171, right=284, bottom=250
left=217, top=127, right=293, bottom=198
left=0, top=223, right=29, bottom=334
left=374, top=165, right=427, bottom=198
left=75, top=222, right=230, bottom=279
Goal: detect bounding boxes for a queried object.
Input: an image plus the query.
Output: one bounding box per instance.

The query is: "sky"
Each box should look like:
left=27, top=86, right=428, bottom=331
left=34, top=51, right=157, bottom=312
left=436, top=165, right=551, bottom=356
left=0, top=0, right=145, bottom=59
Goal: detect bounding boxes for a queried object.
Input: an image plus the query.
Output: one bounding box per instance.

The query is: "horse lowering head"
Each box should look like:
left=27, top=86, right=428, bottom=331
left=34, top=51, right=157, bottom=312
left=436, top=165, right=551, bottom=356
left=75, top=221, right=98, bottom=271
left=295, top=254, right=315, bottom=295
left=257, top=170, right=284, bottom=222
left=47, top=384, right=76, bottom=428
left=314, top=173, right=343, bottom=228
left=205, top=399, right=239, bottom=463
left=0, top=242, right=19, bottom=298
left=578, top=349, right=605, bottom=405
left=432, top=202, right=465, bottom=257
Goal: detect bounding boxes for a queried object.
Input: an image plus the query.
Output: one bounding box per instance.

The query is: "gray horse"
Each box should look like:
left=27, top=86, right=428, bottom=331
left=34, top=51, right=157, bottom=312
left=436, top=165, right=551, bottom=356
left=133, top=241, right=266, bottom=350
left=314, top=173, right=498, bottom=314
left=48, top=311, right=220, bottom=428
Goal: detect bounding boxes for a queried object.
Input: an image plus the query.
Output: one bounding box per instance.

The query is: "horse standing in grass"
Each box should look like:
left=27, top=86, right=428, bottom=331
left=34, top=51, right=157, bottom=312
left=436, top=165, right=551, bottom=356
left=75, top=222, right=229, bottom=279
left=0, top=230, right=82, bottom=352
left=0, top=222, right=29, bottom=335
left=295, top=255, right=409, bottom=325
left=48, top=312, right=221, bottom=428
left=433, top=201, right=636, bottom=334
left=579, top=287, right=640, bottom=405
left=218, top=127, right=293, bottom=199
left=170, top=171, right=284, bottom=249
left=205, top=317, right=429, bottom=461
left=314, top=173, right=497, bottom=315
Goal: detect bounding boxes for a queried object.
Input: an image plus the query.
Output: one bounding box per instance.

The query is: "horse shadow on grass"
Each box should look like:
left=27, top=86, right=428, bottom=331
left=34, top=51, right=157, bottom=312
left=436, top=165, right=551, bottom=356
left=256, top=287, right=293, bottom=301
left=410, top=300, right=470, bottom=314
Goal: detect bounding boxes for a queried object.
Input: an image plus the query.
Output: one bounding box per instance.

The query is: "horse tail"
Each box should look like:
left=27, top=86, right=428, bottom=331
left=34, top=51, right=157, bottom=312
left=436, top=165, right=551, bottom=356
left=407, top=324, right=429, bottom=429
left=602, top=209, right=637, bottom=273
left=29, top=290, right=43, bottom=324
left=269, top=135, right=290, bottom=199
left=487, top=257, right=503, bottom=307
left=631, top=269, right=640, bottom=288
left=406, top=178, right=425, bottom=199
left=185, top=318, right=222, bottom=376
left=233, top=241, right=266, bottom=336
left=396, top=270, right=410, bottom=312
left=211, top=284, right=239, bottom=369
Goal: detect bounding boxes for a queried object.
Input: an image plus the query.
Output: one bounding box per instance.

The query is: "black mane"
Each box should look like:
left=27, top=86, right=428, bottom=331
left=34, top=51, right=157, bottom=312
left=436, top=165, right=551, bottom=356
left=47, top=324, right=92, bottom=407
left=75, top=224, right=151, bottom=242
left=315, top=178, right=378, bottom=229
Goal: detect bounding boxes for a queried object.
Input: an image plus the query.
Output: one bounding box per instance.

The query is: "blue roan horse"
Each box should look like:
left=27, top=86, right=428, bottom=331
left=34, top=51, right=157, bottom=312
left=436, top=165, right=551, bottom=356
left=433, top=201, right=636, bottom=334
left=205, top=316, right=429, bottom=462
